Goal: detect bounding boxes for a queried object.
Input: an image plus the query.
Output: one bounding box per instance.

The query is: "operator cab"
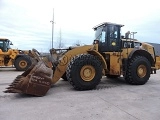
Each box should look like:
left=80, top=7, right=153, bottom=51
left=0, top=38, right=12, bottom=52
left=93, top=22, right=124, bottom=52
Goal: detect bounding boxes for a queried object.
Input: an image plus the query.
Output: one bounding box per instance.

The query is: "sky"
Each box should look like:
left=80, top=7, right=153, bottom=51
left=0, top=0, right=160, bottom=52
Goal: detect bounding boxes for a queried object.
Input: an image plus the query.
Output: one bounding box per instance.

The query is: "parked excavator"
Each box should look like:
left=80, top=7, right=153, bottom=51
left=4, top=22, right=160, bottom=96
left=0, top=38, right=36, bottom=71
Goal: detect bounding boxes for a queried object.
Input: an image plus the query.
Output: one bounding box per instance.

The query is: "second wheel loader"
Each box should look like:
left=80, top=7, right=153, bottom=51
left=0, top=38, right=35, bottom=71
left=4, top=22, right=160, bottom=96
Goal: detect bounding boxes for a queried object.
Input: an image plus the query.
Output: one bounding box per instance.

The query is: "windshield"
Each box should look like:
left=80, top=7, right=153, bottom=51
left=0, top=39, right=12, bottom=51
left=7, top=40, right=12, bottom=49
left=0, top=41, right=3, bottom=48
left=95, top=27, right=103, bottom=40
left=3, top=40, right=12, bottom=51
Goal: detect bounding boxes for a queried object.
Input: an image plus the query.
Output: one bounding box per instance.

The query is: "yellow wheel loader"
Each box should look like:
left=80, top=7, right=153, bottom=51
left=0, top=38, right=34, bottom=71
left=4, top=22, right=160, bottom=96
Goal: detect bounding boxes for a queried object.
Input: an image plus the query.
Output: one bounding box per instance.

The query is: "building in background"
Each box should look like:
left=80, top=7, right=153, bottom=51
left=147, top=42, right=160, bottom=56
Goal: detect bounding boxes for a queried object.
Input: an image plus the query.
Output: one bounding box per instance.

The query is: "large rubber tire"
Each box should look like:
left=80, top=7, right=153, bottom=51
left=106, top=75, right=120, bottom=78
left=14, top=55, right=32, bottom=71
left=125, top=56, right=151, bottom=85
left=66, top=54, right=102, bottom=90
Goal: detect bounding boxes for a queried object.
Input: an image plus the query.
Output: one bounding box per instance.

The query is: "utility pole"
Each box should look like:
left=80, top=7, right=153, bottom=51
left=50, top=8, right=54, bottom=49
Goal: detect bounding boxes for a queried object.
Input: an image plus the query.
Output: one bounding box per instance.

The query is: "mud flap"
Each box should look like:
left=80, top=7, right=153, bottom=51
left=4, top=61, right=53, bottom=96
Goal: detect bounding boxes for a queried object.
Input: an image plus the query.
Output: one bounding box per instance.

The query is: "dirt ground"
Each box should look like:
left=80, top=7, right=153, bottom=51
left=0, top=67, right=160, bottom=120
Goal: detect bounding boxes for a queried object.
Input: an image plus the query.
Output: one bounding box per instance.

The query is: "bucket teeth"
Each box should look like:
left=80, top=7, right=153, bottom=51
left=9, top=82, right=19, bottom=86
left=10, top=83, right=18, bottom=86
left=4, top=89, right=22, bottom=93
left=14, top=78, right=20, bottom=81
left=9, top=83, right=18, bottom=86
left=6, top=86, right=14, bottom=89
left=13, top=78, right=21, bottom=82
left=3, top=90, right=10, bottom=93
left=12, top=81, right=18, bottom=84
left=5, top=76, right=22, bottom=91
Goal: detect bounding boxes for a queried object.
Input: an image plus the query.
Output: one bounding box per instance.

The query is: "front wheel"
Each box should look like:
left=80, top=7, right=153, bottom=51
left=125, top=56, right=151, bottom=85
left=66, top=54, right=102, bottom=90
left=14, top=55, right=32, bottom=71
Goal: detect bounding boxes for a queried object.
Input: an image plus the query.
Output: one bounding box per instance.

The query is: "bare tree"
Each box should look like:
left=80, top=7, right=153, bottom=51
left=73, top=40, right=81, bottom=46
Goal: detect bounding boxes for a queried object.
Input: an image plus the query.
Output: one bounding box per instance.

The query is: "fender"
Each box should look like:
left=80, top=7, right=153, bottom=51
left=128, top=49, right=155, bottom=66
left=14, top=54, right=27, bottom=61
left=87, top=50, right=108, bottom=72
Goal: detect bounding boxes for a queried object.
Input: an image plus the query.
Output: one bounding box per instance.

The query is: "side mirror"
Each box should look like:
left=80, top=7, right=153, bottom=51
left=10, top=42, right=13, bottom=45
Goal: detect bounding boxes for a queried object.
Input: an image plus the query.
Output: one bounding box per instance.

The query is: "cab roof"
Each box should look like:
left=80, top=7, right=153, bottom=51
left=93, top=22, right=124, bottom=30
left=0, top=38, right=9, bottom=41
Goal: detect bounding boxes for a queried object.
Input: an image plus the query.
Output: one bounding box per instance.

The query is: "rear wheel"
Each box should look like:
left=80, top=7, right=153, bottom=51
left=66, top=54, right=102, bottom=90
left=14, top=55, right=32, bottom=71
left=125, top=56, right=151, bottom=85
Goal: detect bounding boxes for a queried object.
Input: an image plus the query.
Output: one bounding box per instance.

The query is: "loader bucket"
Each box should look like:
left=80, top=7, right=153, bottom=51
left=4, top=61, right=53, bottom=96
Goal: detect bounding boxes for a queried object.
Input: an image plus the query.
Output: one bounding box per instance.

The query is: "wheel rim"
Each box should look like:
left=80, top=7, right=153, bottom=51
left=19, top=60, right=27, bottom=68
left=137, top=65, right=147, bottom=78
left=80, top=65, right=95, bottom=81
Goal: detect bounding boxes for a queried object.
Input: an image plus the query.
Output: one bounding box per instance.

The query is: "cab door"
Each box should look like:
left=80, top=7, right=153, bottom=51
left=98, top=25, right=122, bottom=52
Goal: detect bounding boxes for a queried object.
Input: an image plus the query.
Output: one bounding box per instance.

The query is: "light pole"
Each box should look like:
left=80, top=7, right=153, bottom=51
left=50, top=8, right=54, bottom=49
